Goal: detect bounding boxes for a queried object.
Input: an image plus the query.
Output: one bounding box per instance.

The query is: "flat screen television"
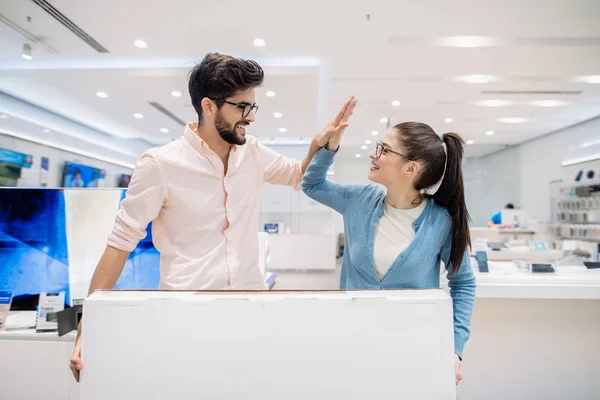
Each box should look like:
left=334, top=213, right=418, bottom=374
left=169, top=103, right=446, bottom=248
left=62, top=162, right=106, bottom=188
left=0, top=188, right=159, bottom=309
left=118, top=174, right=131, bottom=188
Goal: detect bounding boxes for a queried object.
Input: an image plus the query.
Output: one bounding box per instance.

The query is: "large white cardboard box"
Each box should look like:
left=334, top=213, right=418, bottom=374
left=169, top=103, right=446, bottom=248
left=81, top=290, right=456, bottom=399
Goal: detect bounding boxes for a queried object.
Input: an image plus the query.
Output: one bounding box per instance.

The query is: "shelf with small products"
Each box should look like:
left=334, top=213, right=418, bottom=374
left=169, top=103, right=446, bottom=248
left=553, top=182, right=600, bottom=241
left=553, top=223, right=600, bottom=241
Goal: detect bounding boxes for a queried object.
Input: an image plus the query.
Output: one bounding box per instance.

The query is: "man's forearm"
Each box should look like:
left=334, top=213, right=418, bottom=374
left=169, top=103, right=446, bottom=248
left=301, top=139, right=322, bottom=173
left=87, top=246, right=130, bottom=295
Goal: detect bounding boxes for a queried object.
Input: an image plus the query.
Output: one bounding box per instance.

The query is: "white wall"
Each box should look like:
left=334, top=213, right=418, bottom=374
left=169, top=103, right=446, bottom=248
left=466, top=116, right=600, bottom=226
left=463, top=150, right=521, bottom=227
left=517, top=117, right=600, bottom=223
left=334, top=154, right=372, bottom=185
left=0, top=134, right=134, bottom=187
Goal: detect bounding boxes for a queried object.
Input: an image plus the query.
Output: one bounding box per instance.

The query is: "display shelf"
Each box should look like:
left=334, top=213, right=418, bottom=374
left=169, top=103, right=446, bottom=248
left=552, top=181, right=600, bottom=242
left=454, top=261, right=600, bottom=299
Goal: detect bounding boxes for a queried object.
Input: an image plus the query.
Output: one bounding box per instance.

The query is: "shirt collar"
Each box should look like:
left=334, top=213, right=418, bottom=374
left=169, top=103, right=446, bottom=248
left=183, top=122, right=238, bottom=154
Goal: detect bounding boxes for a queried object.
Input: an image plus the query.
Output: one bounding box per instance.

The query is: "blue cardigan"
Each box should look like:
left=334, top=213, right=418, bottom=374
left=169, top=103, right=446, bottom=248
left=302, top=148, right=476, bottom=357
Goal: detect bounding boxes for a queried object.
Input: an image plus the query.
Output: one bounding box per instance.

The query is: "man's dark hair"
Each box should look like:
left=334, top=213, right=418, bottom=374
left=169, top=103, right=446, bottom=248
left=188, top=53, right=264, bottom=123
left=505, top=203, right=515, bottom=209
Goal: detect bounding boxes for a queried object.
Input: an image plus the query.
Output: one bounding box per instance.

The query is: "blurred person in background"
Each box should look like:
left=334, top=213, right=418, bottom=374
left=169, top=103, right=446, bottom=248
left=489, top=203, right=515, bottom=227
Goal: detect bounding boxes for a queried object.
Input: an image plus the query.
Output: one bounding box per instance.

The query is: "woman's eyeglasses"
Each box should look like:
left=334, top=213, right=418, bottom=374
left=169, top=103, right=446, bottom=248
left=212, top=99, right=259, bottom=118
left=375, top=142, right=408, bottom=159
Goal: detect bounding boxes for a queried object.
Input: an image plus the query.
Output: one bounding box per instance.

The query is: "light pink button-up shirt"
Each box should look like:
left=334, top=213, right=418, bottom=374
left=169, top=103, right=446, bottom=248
left=107, top=123, right=303, bottom=290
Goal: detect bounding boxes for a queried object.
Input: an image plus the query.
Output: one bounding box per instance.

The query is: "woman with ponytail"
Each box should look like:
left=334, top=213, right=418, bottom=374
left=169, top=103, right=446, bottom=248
left=302, top=120, right=476, bottom=385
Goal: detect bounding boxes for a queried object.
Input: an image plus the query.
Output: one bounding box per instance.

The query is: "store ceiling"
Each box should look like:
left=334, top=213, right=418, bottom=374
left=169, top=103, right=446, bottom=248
left=1, top=0, right=600, bottom=164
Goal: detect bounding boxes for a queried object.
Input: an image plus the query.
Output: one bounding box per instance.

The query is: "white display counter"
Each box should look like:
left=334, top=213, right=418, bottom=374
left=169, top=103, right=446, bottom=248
left=474, top=262, right=600, bottom=299
left=450, top=261, right=600, bottom=400
left=81, top=290, right=456, bottom=400
left=2, top=264, right=599, bottom=399
left=444, top=261, right=600, bottom=300
left=484, top=249, right=564, bottom=262
left=471, top=227, right=536, bottom=242
left=0, top=312, right=79, bottom=400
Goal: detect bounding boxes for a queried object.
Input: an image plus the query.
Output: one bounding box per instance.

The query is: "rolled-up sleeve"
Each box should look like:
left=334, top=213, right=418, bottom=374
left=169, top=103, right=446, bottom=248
left=107, top=153, right=166, bottom=252
left=257, top=142, right=303, bottom=189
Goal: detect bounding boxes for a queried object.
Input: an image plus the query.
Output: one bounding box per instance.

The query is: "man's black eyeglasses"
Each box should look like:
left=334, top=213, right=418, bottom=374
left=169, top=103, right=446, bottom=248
left=375, top=142, right=409, bottom=159
left=212, top=99, right=259, bottom=118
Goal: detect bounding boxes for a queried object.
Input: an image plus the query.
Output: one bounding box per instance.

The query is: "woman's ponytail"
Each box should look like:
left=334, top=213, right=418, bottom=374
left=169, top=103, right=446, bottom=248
left=433, top=132, right=471, bottom=276
left=394, top=123, right=471, bottom=276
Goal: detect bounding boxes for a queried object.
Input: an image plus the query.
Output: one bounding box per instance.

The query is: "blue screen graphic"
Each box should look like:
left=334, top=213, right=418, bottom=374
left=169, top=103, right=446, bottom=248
left=63, top=162, right=106, bottom=188
left=0, top=189, right=70, bottom=302
left=0, top=188, right=161, bottom=307
left=114, top=190, right=160, bottom=289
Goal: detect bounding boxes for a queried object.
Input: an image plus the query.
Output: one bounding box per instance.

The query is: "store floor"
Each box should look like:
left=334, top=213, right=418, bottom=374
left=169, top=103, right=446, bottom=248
left=270, top=259, right=342, bottom=290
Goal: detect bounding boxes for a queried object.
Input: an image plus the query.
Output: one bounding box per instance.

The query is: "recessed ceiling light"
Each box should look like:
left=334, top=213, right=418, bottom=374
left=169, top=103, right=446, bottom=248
left=365, top=140, right=372, bottom=145
left=355, top=153, right=361, bottom=158
left=391, top=100, right=401, bottom=107
left=561, top=154, right=600, bottom=167
left=475, top=99, right=513, bottom=107
left=279, top=127, right=287, bottom=133
left=266, top=91, right=276, bottom=97
left=486, top=130, right=495, bottom=136
left=133, top=113, right=144, bottom=119
left=572, top=75, right=600, bottom=84
left=437, top=36, right=496, bottom=48
left=380, top=117, right=389, bottom=123
left=361, top=145, right=367, bottom=150
left=467, top=140, right=475, bottom=145
left=531, top=100, right=567, bottom=107
left=580, top=139, right=600, bottom=149
left=253, top=38, right=266, bottom=47
left=445, top=118, right=453, bottom=123
left=371, top=131, right=379, bottom=136
left=454, top=74, right=500, bottom=84
left=496, top=117, right=530, bottom=124
left=22, top=43, right=32, bottom=60
left=273, top=112, right=283, bottom=118
left=160, top=128, right=169, bottom=133
left=96, top=91, right=108, bottom=98
left=134, top=40, right=148, bottom=48
left=0, top=114, right=8, bottom=119
left=171, top=90, right=182, bottom=97
left=43, top=129, right=51, bottom=133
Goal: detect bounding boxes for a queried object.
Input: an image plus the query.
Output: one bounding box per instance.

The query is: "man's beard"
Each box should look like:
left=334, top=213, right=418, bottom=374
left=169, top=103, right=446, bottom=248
left=215, top=111, right=247, bottom=145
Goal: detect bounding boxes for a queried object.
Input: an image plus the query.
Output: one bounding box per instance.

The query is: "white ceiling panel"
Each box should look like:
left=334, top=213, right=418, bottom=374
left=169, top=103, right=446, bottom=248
left=0, top=0, right=599, bottom=161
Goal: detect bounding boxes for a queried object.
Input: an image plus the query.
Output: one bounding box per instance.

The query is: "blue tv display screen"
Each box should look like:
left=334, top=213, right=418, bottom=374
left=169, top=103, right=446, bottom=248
left=0, top=188, right=160, bottom=308
left=63, top=162, right=106, bottom=188
left=0, top=189, right=69, bottom=304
